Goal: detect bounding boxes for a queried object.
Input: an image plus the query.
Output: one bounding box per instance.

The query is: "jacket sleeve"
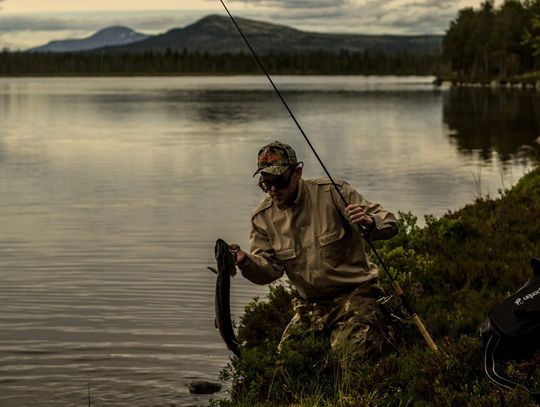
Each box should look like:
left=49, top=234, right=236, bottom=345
left=238, top=218, right=285, bottom=285
left=333, top=181, right=399, bottom=241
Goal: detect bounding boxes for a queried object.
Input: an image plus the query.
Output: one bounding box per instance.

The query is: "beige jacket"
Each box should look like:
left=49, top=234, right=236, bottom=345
left=239, top=178, right=399, bottom=299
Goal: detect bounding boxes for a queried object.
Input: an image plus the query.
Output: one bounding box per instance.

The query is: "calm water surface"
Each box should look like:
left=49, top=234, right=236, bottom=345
left=0, top=76, right=539, bottom=406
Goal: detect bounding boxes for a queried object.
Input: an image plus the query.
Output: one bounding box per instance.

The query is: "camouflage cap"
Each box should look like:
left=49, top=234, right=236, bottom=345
left=253, top=141, right=299, bottom=177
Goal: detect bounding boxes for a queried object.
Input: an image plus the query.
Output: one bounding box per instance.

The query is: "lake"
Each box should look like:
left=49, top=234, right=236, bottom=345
left=0, top=76, right=538, bottom=406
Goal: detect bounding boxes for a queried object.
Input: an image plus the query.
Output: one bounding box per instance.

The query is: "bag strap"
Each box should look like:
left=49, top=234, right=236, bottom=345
left=484, top=334, right=540, bottom=398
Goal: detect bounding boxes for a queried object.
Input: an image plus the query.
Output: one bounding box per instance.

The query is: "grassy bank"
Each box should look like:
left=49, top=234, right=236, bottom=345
left=213, top=165, right=540, bottom=406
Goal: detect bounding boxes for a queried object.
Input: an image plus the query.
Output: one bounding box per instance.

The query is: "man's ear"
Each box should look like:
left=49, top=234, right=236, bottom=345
left=294, top=165, right=303, bottom=179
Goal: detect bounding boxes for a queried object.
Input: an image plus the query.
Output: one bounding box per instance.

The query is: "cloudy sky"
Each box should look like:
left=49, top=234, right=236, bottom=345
left=0, top=0, right=487, bottom=50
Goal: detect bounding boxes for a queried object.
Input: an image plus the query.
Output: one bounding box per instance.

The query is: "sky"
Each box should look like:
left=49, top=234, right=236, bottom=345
left=0, top=0, right=488, bottom=50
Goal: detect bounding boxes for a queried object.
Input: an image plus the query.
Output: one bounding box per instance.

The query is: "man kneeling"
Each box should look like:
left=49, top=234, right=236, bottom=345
left=230, top=141, right=400, bottom=362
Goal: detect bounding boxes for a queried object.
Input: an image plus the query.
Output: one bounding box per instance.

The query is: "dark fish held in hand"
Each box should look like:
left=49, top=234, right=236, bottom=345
left=209, top=239, right=241, bottom=357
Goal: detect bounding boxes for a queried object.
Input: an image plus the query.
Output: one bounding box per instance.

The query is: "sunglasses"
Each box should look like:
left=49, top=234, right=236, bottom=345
left=258, top=168, right=295, bottom=193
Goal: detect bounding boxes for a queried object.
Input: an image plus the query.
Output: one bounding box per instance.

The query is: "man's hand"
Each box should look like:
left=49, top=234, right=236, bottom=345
left=229, top=243, right=248, bottom=266
left=345, top=204, right=374, bottom=229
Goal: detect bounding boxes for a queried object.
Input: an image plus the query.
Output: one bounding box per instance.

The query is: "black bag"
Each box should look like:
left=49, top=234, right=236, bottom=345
left=481, top=257, right=540, bottom=398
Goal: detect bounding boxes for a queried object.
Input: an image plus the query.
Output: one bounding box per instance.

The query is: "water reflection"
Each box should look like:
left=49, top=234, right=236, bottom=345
left=443, top=87, right=540, bottom=161
left=174, top=90, right=281, bottom=124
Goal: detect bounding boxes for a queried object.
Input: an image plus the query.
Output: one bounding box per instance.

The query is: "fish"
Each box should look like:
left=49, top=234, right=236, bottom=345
left=208, top=239, right=241, bottom=357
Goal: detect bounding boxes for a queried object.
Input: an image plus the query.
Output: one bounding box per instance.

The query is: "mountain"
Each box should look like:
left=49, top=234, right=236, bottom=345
left=104, top=14, right=442, bottom=55
left=28, top=26, right=149, bottom=53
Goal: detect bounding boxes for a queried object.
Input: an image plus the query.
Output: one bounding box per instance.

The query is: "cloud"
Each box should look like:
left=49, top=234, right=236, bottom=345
left=230, top=0, right=467, bottom=34
left=0, top=11, right=206, bottom=48
left=0, top=16, right=81, bottom=32
left=230, top=0, right=389, bottom=30
left=378, top=0, right=459, bottom=32
left=0, top=13, right=197, bottom=33
left=231, top=0, right=354, bottom=14
left=412, top=0, right=455, bottom=9
left=380, top=9, right=456, bottom=32
left=233, top=0, right=349, bottom=7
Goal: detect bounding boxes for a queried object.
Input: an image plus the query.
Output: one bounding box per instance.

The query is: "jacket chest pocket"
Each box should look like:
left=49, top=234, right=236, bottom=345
left=318, top=227, right=346, bottom=269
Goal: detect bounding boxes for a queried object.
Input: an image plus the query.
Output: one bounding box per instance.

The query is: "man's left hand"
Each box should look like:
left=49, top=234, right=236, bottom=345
left=345, top=204, right=374, bottom=229
left=229, top=243, right=248, bottom=267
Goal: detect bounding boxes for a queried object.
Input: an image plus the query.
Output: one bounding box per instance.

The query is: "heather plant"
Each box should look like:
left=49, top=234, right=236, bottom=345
left=215, top=166, right=540, bottom=406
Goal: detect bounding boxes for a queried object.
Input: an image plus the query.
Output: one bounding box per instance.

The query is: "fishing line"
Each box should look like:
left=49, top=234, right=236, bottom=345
left=219, top=0, right=438, bottom=351
left=219, top=0, right=346, bottom=204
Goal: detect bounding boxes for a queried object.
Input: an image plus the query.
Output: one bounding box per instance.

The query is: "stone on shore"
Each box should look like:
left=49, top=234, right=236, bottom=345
left=188, top=380, right=222, bottom=394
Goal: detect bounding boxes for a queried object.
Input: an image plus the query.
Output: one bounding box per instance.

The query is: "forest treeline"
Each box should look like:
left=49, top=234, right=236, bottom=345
left=0, top=48, right=439, bottom=76
left=443, top=0, right=540, bottom=81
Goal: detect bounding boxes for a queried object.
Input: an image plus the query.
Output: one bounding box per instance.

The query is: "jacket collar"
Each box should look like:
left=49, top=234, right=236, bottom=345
left=292, top=178, right=304, bottom=206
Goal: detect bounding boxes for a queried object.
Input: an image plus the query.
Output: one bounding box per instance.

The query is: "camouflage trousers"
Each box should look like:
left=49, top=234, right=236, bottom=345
left=278, top=282, right=397, bottom=364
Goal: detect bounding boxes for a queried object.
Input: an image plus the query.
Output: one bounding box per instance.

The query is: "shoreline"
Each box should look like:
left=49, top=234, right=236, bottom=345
left=0, top=72, right=437, bottom=78
left=434, top=72, right=540, bottom=89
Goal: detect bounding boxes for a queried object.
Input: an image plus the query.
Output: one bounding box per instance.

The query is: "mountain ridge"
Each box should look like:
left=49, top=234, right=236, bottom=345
left=29, top=26, right=149, bottom=53
left=107, top=14, right=442, bottom=55
left=29, top=15, right=442, bottom=55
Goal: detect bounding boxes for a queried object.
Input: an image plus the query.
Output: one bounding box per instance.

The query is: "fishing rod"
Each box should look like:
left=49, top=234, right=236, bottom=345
left=219, top=0, right=438, bottom=352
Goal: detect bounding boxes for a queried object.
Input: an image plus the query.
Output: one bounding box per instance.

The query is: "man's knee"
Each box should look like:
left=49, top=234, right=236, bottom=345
left=330, top=310, right=396, bottom=362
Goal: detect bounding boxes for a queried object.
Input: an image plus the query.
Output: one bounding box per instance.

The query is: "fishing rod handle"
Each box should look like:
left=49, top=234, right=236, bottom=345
left=359, top=212, right=438, bottom=352
left=411, top=314, right=439, bottom=352
left=390, top=280, right=438, bottom=352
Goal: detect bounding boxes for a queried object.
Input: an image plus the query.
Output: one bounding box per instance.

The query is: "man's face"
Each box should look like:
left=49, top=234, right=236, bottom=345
left=260, top=166, right=302, bottom=209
